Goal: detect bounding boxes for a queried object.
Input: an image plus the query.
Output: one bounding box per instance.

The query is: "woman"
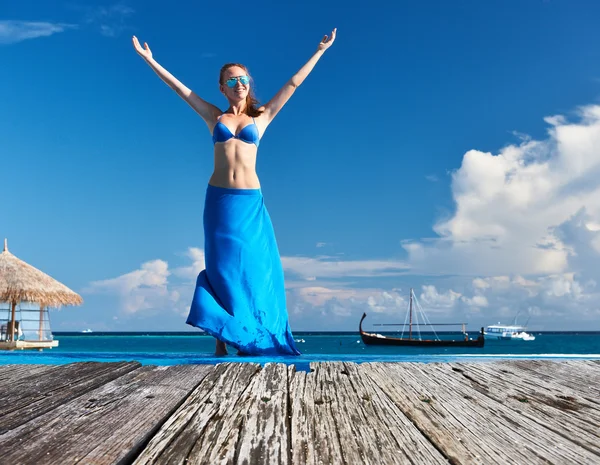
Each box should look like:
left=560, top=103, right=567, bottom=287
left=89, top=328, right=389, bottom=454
left=133, top=29, right=336, bottom=355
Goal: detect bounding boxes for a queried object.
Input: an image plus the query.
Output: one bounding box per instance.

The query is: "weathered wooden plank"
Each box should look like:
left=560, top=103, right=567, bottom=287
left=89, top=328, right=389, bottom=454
left=338, top=362, right=448, bottom=464
left=453, top=361, right=600, bottom=419
left=0, top=364, right=212, bottom=465
left=289, top=362, right=350, bottom=464
left=313, top=361, right=372, bottom=464
left=0, top=364, right=57, bottom=388
left=448, top=362, right=600, bottom=455
left=0, top=361, right=139, bottom=407
left=288, top=364, right=318, bottom=464
left=213, top=363, right=290, bottom=464
left=169, top=362, right=291, bottom=465
left=297, top=362, right=448, bottom=465
left=0, top=361, right=141, bottom=433
left=292, top=361, right=443, bottom=465
left=559, top=360, right=600, bottom=396
left=133, top=362, right=262, bottom=465
left=362, top=362, right=486, bottom=464
left=565, top=359, right=600, bottom=371
left=414, top=362, right=600, bottom=463
left=363, top=362, right=600, bottom=464
left=495, top=360, right=600, bottom=403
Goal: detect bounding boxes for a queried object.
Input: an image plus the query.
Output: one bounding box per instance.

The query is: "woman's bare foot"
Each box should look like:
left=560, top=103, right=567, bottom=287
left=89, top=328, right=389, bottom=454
left=215, top=339, right=228, bottom=356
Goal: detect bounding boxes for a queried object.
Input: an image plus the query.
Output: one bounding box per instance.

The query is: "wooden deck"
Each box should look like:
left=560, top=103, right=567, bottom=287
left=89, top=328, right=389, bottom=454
left=0, top=360, right=598, bottom=464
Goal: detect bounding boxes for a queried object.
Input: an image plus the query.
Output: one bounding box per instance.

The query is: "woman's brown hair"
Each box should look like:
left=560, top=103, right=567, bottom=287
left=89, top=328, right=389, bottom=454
left=219, top=63, right=263, bottom=117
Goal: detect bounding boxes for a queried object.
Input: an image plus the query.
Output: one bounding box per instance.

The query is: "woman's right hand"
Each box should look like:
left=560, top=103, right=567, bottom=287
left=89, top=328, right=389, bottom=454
left=132, top=36, right=153, bottom=61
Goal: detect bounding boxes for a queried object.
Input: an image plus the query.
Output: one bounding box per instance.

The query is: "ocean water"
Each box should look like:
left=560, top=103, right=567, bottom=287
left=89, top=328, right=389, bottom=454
left=1, top=332, right=600, bottom=371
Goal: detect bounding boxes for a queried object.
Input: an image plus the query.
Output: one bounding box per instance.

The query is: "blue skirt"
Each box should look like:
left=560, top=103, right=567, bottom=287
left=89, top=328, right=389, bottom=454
left=186, top=185, right=300, bottom=355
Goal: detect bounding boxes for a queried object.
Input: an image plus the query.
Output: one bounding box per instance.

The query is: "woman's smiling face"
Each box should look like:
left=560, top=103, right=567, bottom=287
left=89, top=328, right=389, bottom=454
left=220, top=65, right=250, bottom=102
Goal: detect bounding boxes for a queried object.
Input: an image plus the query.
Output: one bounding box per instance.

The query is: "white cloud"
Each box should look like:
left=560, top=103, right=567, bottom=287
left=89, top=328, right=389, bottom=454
left=540, top=273, right=584, bottom=298
left=286, top=285, right=409, bottom=328
left=455, top=272, right=600, bottom=328
left=294, top=286, right=358, bottom=307
left=281, top=255, right=409, bottom=279
left=84, top=259, right=178, bottom=314
left=290, top=285, right=406, bottom=313
left=472, top=277, right=490, bottom=289
left=403, top=104, right=600, bottom=278
left=419, top=285, right=462, bottom=309
left=0, top=21, right=76, bottom=44
left=461, top=295, right=489, bottom=308
left=171, top=247, right=205, bottom=280
left=279, top=253, right=412, bottom=325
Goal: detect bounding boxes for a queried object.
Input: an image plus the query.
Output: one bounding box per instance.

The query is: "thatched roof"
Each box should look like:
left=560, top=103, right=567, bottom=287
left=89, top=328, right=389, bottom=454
left=0, top=239, right=83, bottom=307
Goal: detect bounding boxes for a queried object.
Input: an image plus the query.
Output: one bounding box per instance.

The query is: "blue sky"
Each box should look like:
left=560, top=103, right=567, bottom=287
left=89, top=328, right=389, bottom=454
left=2, top=0, right=600, bottom=332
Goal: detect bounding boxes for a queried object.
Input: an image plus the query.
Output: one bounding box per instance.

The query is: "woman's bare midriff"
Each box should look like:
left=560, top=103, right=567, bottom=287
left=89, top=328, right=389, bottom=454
left=208, top=140, right=261, bottom=189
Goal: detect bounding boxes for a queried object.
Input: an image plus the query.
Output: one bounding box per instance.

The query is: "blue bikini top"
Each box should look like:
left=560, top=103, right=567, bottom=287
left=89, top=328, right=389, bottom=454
left=212, top=114, right=260, bottom=147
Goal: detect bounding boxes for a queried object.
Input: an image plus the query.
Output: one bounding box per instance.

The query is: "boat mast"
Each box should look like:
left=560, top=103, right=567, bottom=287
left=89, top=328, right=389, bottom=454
left=409, top=288, right=413, bottom=340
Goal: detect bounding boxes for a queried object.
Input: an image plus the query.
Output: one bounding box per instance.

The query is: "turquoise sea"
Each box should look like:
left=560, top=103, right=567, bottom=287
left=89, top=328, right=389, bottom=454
left=1, top=332, right=600, bottom=371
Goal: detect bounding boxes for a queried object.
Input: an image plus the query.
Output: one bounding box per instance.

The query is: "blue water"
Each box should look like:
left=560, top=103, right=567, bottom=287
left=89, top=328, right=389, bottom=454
left=2, top=332, right=600, bottom=370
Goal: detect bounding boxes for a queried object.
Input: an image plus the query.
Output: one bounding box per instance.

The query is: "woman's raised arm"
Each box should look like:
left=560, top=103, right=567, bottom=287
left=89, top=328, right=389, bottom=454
left=260, top=28, right=337, bottom=124
left=132, top=36, right=221, bottom=126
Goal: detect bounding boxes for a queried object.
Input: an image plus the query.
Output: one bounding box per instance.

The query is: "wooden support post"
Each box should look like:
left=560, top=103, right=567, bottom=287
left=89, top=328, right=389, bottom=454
left=39, top=305, right=44, bottom=341
left=9, top=301, right=16, bottom=342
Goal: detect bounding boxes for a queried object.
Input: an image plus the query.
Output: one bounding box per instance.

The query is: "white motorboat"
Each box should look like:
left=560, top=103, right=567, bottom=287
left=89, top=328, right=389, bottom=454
left=484, top=324, right=535, bottom=341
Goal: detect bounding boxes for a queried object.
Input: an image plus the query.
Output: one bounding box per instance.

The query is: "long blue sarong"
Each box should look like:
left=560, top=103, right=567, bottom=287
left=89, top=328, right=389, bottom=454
left=186, top=185, right=300, bottom=355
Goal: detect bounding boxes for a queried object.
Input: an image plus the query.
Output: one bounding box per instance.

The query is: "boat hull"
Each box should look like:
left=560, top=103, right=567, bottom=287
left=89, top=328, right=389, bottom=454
left=359, top=313, right=485, bottom=348
left=485, top=333, right=535, bottom=341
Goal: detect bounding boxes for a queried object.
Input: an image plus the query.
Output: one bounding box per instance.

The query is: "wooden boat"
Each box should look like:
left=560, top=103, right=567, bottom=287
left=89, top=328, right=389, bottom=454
left=359, top=288, right=485, bottom=347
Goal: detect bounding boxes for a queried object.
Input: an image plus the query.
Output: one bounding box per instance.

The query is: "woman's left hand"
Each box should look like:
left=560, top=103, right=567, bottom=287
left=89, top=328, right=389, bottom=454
left=318, top=28, right=337, bottom=52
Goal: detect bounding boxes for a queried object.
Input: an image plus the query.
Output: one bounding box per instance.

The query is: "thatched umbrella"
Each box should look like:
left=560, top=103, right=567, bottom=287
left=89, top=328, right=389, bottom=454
left=0, top=239, right=82, bottom=342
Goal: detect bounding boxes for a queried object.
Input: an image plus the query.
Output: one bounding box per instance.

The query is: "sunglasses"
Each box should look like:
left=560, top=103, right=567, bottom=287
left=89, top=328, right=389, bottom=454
left=225, top=75, right=250, bottom=88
